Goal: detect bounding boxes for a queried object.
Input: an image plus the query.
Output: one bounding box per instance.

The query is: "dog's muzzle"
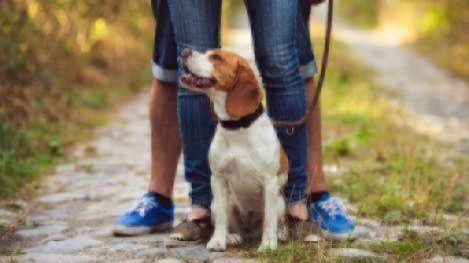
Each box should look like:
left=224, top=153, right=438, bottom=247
left=180, top=49, right=217, bottom=89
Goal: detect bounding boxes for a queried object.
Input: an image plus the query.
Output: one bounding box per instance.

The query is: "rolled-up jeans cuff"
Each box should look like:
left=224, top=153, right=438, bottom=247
left=287, top=199, right=307, bottom=206
left=284, top=186, right=307, bottom=205
left=152, top=61, right=178, bottom=83
left=300, top=60, right=318, bottom=80
left=191, top=199, right=211, bottom=210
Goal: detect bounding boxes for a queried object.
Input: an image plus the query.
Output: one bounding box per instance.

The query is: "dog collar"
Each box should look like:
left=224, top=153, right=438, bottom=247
left=220, top=105, right=264, bottom=130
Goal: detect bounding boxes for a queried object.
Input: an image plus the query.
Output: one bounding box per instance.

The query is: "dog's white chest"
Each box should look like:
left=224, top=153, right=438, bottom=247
left=209, top=114, right=280, bottom=179
left=209, top=114, right=282, bottom=208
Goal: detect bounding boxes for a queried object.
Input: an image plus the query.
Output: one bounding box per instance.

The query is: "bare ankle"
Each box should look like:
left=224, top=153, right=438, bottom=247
left=287, top=203, right=308, bottom=220
left=187, top=206, right=211, bottom=220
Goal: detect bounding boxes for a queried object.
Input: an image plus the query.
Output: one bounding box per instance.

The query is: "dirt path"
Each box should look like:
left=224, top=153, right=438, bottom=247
left=312, top=4, right=469, bottom=152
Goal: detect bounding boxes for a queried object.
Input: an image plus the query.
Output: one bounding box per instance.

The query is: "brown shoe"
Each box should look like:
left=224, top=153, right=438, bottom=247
left=165, top=216, right=213, bottom=247
left=286, top=215, right=323, bottom=242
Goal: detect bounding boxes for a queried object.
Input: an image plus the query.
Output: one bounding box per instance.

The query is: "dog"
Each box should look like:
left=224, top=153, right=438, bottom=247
left=180, top=48, right=289, bottom=251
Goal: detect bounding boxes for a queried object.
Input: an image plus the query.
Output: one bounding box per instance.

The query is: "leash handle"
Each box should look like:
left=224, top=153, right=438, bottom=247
left=273, top=0, right=333, bottom=127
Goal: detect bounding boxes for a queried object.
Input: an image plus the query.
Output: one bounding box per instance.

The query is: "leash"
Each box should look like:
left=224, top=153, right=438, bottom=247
left=272, top=0, right=334, bottom=128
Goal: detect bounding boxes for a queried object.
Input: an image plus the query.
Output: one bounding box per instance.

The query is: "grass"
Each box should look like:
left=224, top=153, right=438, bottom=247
left=338, top=0, right=380, bottom=29
left=237, top=235, right=458, bottom=263
left=0, top=0, right=153, bottom=198
left=248, top=242, right=330, bottom=263
left=366, top=227, right=465, bottom=262
left=0, top=70, right=151, bottom=199
left=370, top=239, right=426, bottom=260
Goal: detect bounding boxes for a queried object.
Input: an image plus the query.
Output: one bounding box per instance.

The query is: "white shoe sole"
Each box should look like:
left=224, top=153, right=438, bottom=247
left=321, top=229, right=356, bottom=241
left=113, top=221, right=173, bottom=237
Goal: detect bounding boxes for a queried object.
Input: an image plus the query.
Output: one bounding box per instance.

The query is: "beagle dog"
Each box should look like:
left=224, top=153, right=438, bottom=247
left=180, top=49, right=288, bottom=251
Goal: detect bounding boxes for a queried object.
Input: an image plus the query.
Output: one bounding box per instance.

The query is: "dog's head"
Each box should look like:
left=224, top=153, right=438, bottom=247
left=180, top=49, right=263, bottom=119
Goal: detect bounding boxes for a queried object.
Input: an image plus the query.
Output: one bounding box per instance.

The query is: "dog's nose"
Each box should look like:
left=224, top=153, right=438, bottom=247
left=181, top=49, right=192, bottom=59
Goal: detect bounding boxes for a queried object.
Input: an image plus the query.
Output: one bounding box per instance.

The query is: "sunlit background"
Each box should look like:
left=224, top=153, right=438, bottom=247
left=0, top=0, right=468, bottom=260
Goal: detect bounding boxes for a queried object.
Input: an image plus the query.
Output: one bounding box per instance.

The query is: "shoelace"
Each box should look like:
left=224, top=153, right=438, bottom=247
left=318, top=197, right=350, bottom=219
left=127, top=197, right=157, bottom=217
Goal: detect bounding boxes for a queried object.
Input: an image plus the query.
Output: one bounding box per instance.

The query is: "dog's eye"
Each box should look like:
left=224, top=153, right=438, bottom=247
left=210, top=54, right=222, bottom=61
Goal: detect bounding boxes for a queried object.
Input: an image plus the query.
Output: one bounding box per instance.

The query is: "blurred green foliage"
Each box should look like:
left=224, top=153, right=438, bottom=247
left=338, top=0, right=380, bottom=28
left=338, top=0, right=469, bottom=78
left=0, top=0, right=153, bottom=197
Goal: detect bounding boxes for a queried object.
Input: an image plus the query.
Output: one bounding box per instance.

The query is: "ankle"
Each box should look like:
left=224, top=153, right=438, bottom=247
left=287, top=202, right=308, bottom=220
left=187, top=206, right=211, bottom=220
left=148, top=184, right=172, bottom=199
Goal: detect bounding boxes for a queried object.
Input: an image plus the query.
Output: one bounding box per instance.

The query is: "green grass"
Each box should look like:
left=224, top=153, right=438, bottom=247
left=338, top=0, right=380, bottom=28
left=237, top=221, right=464, bottom=262
left=1, top=122, right=60, bottom=196
left=0, top=0, right=154, bottom=199
left=369, top=239, right=426, bottom=261
left=236, top=240, right=332, bottom=263
left=0, top=71, right=150, bottom=199
left=366, top=228, right=464, bottom=262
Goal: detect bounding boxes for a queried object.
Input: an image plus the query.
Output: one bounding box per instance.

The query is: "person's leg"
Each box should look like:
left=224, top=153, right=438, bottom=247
left=146, top=0, right=183, bottom=198
left=113, top=0, right=180, bottom=236
left=297, top=0, right=356, bottom=240
left=167, top=0, right=221, bottom=220
left=245, top=0, right=308, bottom=220
left=148, top=79, right=180, bottom=197
left=305, top=80, right=328, bottom=194
left=295, top=0, right=328, bottom=195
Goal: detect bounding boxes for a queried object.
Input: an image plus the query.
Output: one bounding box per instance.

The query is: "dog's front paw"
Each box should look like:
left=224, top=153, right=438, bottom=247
left=227, top=233, right=243, bottom=246
left=258, top=236, right=277, bottom=252
left=207, top=237, right=227, bottom=251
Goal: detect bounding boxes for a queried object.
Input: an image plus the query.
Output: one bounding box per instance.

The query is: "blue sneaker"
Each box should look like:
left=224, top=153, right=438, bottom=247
left=308, top=193, right=356, bottom=241
left=113, top=193, right=174, bottom=236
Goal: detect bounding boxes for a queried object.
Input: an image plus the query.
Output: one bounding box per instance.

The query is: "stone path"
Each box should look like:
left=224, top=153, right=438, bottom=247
left=1, top=6, right=468, bottom=263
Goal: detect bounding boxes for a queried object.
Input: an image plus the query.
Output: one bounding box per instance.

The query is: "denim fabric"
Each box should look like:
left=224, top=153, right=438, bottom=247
left=166, top=0, right=312, bottom=206
left=297, top=0, right=317, bottom=78
left=297, top=0, right=315, bottom=67
left=151, top=0, right=316, bottom=83
left=167, top=0, right=222, bottom=209
left=243, top=0, right=307, bottom=203
left=151, top=0, right=178, bottom=83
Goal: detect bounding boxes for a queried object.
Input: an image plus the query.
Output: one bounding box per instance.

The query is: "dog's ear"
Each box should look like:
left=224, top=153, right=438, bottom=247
left=226, top=62, right=263, bottom=119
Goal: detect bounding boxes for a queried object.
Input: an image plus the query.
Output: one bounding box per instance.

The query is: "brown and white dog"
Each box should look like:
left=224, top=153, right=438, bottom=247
left=180, top=49, right=289, bottom=251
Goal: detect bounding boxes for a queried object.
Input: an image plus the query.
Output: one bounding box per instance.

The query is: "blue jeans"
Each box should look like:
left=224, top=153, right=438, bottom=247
left=151, top=0, right=316, bottom=83
left=156, top=0, right=316, bottom=208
